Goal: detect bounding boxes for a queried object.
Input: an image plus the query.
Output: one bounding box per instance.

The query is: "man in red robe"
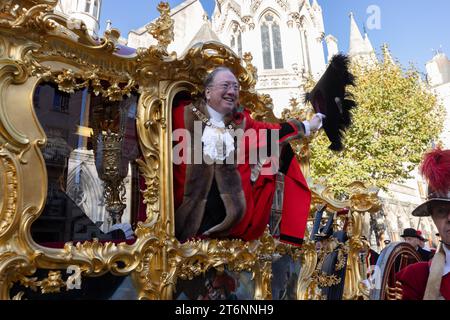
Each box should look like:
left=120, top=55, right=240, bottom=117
left=396, top=148, right=450, bottom=300
left=172, top=67, right=323, bottom=245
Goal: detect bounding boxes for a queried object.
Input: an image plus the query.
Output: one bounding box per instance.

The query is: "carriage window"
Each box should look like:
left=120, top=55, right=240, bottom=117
left=31, top=83, right=143, bottom=246
left=175, top=268, right=255, bottom=300
left=272, top=255, right=300, bottom=300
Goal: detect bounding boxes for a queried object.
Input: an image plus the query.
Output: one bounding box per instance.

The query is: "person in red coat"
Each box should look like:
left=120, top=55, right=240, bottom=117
left=172, top=67, right=324, bottom=245
left=396, top=148, right=450, bottom=300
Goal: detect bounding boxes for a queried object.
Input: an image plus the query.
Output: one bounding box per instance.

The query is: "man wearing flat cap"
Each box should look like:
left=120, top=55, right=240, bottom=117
left=400, top=228, right=433, bottom=261
left=396, top=149, right=450, bottom=300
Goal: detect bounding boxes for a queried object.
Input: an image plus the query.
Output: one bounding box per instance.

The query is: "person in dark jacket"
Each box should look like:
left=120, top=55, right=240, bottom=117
left=400, top=228, right=433, bottom=261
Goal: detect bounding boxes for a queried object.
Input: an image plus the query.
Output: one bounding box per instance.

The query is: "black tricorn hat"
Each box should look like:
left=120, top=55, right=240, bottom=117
left=400, top=228, right=421, bottom=239
left=304, top=54, right=356, bottom=151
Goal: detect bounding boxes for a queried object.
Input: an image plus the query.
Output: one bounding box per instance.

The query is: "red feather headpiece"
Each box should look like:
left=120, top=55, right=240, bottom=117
left=420, top=148, right=450, bottom=194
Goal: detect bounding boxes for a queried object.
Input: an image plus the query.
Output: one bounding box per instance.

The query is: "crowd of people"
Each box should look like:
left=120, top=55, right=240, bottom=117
left=360, top=149, right=450, bottom=300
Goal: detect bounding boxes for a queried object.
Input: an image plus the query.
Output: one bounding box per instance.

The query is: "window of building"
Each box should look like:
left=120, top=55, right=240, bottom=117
left=260, top=13, right=284, bottom=70
left=261, top=23, right=272, bottom=69
left=85, top=0, right=91, bottom=13
left=229, top=22, right=243, bottom=58
left=93, top=0, right=99, bottom=18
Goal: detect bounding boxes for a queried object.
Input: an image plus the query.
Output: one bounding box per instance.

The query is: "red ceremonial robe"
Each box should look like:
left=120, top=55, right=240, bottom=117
left=396, top=261, right=450, bottom=300
left=172, top=99, right=311, bottom=246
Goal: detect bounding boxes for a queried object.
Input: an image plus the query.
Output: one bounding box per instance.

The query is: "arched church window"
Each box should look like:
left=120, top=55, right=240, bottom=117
left=272, top=22, right=283, bottom=69
left=261, top=23, right=272, bottom=69
left=260, top=13, right=284, bottom=70
left=229, top=22, right=243, bottom=58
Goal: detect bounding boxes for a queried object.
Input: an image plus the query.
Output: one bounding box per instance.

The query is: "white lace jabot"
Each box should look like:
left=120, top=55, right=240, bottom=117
left=202, top=105, right=235, bottom=161
left=207, top=105, right=224, bottom=122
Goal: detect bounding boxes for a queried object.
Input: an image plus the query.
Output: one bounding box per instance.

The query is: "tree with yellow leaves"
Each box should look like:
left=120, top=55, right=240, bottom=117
left=309, top=48, right=445, bottom=193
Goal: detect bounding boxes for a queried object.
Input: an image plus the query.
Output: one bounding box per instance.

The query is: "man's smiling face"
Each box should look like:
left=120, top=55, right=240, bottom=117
left=205, top=70, right=239, bottom=115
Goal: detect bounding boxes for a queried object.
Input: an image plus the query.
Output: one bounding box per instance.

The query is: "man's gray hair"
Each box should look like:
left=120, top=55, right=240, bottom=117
left=203, top=67, right=235, bottom=88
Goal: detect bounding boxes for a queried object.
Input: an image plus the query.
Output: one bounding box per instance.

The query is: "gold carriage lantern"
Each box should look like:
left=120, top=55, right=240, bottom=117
left=91, top=99, right=131, bottom=224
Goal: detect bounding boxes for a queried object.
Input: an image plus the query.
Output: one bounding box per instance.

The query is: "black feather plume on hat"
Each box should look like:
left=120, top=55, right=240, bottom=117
left=304, top=54, right=356, bottom=151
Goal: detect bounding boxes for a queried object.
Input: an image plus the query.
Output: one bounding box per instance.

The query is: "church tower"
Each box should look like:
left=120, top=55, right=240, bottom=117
left=348, top=12, right=376, bottom=65
left=55, top=0, right=102, bottom=37
left=212, top=0, right=328, bottom=116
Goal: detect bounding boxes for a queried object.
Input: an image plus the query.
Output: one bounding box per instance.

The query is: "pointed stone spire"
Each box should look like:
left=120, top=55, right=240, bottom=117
left=364, top=32, right=377, bottom=62
left=349, top=12, right=377, bottom=64
left=364, top=33, right=374, bottom=52
left=348, top=12, right=365, bottom=57
left=325, top=35, right=339, bottom=63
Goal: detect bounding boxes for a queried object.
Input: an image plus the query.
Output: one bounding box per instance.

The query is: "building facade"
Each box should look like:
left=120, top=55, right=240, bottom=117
left=211, top=0, right=327, bottom=116
left=55, top=0, right=102, bottom=36
left=127, top=0, right=332, bottom=116
left=426, top=52, right=450, bottom=149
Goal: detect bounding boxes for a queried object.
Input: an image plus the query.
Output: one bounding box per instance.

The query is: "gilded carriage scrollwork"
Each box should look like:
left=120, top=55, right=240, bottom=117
left=0, top=1, right=382, bottom=300
left=296, top=182, right=381, bottom=300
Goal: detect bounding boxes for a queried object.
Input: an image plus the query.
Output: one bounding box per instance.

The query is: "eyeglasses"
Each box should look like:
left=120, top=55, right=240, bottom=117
left=208, top=82, right=239, bottom=92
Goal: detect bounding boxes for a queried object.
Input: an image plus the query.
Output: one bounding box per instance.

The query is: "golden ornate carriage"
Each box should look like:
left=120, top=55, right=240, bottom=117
left=0, top=1, right=391, bottom=300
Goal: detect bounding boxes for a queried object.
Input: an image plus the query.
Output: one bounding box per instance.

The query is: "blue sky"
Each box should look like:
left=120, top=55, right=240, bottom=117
left=99, top=0, right=450, bottom=73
